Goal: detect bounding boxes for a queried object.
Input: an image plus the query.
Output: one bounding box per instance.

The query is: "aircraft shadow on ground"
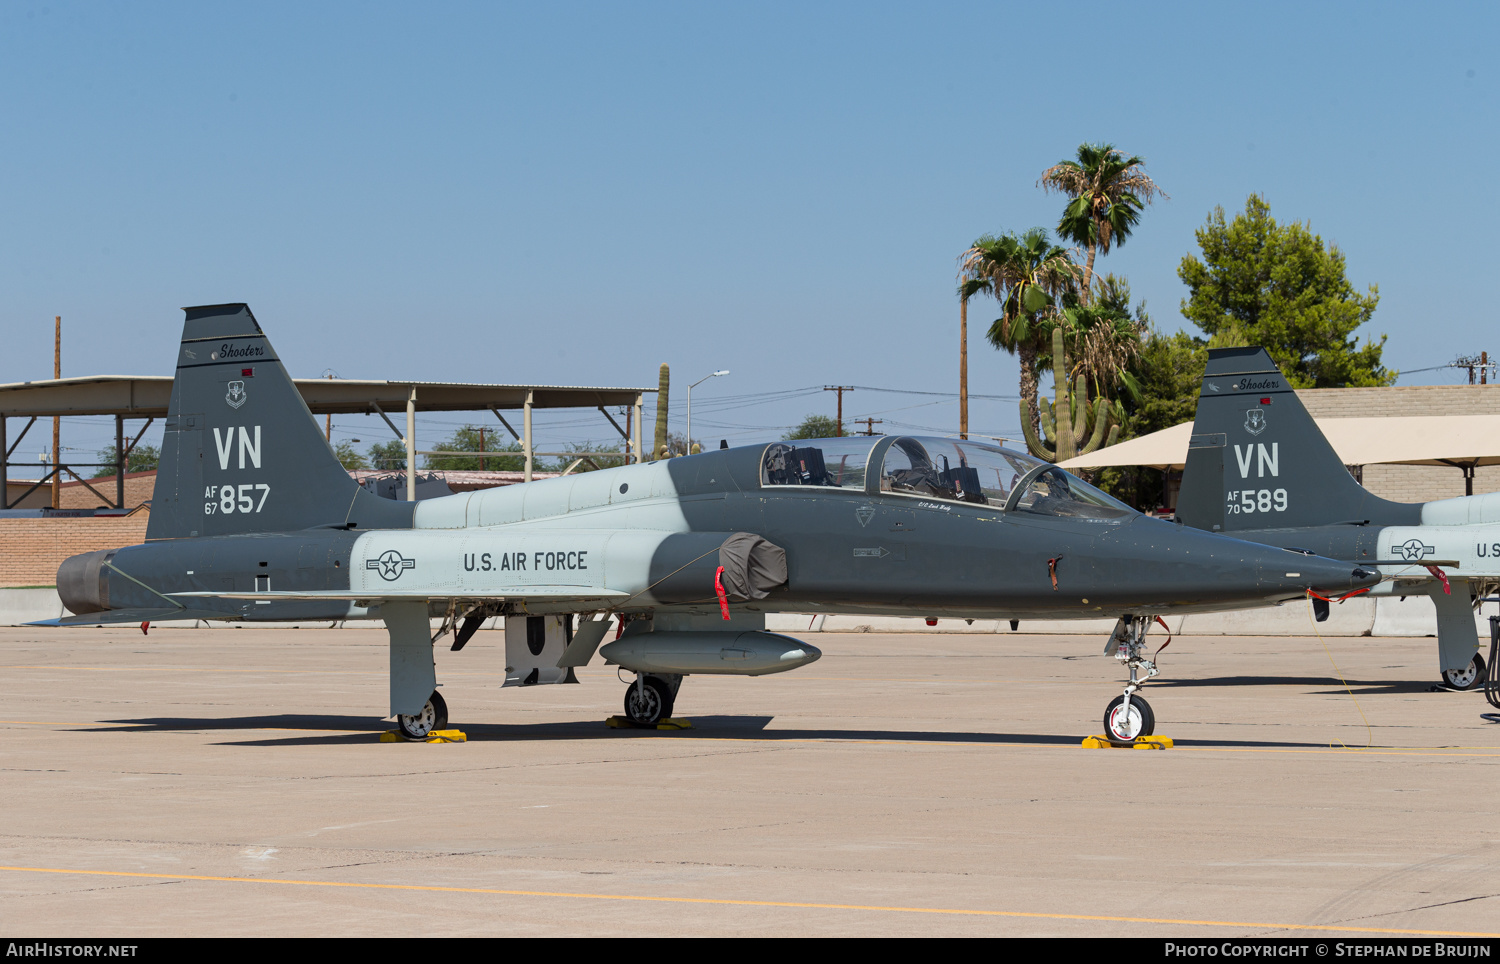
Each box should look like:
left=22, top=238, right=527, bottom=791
left=1152, top=675, right=1443, bottom=695
left=84, top=712, right=1369, bottom=750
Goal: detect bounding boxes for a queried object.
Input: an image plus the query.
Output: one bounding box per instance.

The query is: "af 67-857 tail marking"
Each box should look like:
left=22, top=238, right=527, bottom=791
left=204, top=483, right=270, bottom=514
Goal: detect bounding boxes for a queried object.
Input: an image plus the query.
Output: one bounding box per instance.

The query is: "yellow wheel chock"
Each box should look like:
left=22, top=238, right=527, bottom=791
left=1081, top=734, right=1173, bottom=749
left=380, top=729, right=467, bottom=743
left=605, top=716, right=694, bottom=730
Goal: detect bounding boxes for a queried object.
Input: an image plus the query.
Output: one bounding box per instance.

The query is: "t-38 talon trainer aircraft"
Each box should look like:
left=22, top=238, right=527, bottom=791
left=1178, top=346, right=1498, bottom=690
left=41, top=305, right=1377, bottom=743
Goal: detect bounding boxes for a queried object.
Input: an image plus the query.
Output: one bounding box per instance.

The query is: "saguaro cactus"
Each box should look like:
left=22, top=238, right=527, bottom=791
left=1021, top=327, right=1118, bottom=463
left=653, top=364, right=670, bottom=460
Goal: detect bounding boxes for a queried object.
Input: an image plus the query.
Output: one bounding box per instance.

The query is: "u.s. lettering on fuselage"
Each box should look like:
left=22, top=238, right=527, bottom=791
left=203, top=424, right=270, bottom=515
left=462, top=551, right=590, bottom=573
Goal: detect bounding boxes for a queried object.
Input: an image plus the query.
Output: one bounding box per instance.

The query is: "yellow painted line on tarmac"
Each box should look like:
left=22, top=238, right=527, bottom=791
left=1, top=865, right=1495, bottom=937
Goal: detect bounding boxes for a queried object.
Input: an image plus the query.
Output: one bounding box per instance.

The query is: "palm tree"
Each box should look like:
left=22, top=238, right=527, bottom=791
left=960, top=229, right=1080, bottom=433
left=1057, top=299, right=1144, bottom=413
left=1039, top=144, right=1167, bottom=302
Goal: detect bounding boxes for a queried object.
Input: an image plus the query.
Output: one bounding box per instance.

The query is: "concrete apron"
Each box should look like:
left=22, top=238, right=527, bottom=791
left=1, top=587, right=1494, bottom=638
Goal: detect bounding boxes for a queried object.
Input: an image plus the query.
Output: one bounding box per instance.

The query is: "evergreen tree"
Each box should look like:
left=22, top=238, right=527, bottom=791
left=367, top=439, right=407, bottom=471
left=332, top=440, right=369, bottom=471
left=424, top=426, right=532, bottom=471
left=1178, top=195, right=1391, bottom=388
left=785, top=415, right=840, bottom=440
left=92, top=443, right=160, bottom=477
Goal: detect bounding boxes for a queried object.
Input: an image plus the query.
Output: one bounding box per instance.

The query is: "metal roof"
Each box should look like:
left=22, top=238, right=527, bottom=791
left=0, top=376, right=653, bottom=418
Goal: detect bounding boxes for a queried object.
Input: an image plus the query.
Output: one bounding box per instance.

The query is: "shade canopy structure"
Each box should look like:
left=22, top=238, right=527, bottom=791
left=0, top=376, right=650, bottom=417
left=0, top=376, right=654, bottom=509
left=1060, top=415, right=1500, bottom=473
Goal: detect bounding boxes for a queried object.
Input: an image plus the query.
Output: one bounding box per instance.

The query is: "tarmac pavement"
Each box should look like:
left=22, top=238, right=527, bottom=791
left=0, top=624, right=1497, bottom=937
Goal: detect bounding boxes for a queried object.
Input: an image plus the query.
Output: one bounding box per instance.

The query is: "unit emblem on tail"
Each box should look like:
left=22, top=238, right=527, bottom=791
left=1244, top=409, right=1266, bottom=436
left=226, top=380, right=247, bottom=409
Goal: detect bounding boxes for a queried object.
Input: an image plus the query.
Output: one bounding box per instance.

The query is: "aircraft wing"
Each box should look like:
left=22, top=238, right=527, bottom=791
left=28, top=608, right=244, bottom=627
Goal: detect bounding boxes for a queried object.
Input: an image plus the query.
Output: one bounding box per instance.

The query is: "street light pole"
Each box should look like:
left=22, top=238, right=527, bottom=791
left=686, top=370, right=729, bottom=454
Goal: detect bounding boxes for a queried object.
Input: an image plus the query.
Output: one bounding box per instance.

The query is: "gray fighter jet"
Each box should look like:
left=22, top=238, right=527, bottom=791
left=1178, top=347, right=1496, bottom=689
left=42, top=305, right=1377, bottom=742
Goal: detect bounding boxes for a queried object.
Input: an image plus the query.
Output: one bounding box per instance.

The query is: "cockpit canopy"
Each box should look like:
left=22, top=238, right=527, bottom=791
left=761, top=436, right=1133, bottom=520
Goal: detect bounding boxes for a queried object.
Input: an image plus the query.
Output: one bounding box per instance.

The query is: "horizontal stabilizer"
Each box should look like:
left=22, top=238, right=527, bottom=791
left=30, top=608, right=241, bottom=627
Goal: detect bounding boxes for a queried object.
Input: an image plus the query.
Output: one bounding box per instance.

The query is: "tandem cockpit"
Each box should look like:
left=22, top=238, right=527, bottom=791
left=761, top=435, right=1133, bottom=521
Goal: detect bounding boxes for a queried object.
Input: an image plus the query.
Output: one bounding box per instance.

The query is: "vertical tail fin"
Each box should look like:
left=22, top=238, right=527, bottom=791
left=146, top=304, right=415, bottom=540
left=1176, top=347, right=1418, bottom=531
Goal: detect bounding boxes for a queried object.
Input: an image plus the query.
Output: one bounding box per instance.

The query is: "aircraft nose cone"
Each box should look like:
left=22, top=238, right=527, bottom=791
left=1264, top=557, right=1381, bottom=595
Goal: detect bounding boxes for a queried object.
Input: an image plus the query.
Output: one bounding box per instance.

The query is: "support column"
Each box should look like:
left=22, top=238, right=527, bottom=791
left=52, top=315, right=60, bottom=510
left=405, top=387, right=417, bottom=502
left=115, top=415, right=125, bottom=508
left=632, top=395, right=643, bottom=464
left=523, top=390, right=534, bottom=482
left=1, top=416, right=7, bottom=510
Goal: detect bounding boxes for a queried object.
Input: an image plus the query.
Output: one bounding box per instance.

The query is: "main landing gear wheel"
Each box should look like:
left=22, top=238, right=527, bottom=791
left=1442, top=653, right=1487, bottom=691
left=1104, top=694, right=1155, bottom=742
left=397, top=690, right=449, bottom=740
left=623, top=676, right=673, bottom=726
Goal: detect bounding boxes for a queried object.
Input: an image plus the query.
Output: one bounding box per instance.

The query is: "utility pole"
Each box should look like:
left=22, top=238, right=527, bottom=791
left=687, top=370, right=730, bottom=455
left=323, top=370, right=337, bottom=441
left=854, top=418, right=883, bottom=436
left=1456, top=353, right=1495, bottom=384
left=478, top=426, right=486, bottom=471
left=52, top=316, right=60, bottom=510
left=823, top=386, right=853, bottom=437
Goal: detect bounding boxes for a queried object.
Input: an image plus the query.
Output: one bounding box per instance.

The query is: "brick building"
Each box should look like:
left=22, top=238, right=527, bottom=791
left=0, top=508, right=150, bottom=587
left=1297, top=384, right=1500, bottom=502
left=5, top=470, right=158, bottom=511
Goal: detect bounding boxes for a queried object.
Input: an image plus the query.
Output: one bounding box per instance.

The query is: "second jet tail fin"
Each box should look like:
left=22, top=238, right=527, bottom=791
left=1176, top=347, right=1417, bottom=532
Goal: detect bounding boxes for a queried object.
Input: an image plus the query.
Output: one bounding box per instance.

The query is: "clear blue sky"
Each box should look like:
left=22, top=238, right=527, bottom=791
left=2, top=1, right=1494, bottom=463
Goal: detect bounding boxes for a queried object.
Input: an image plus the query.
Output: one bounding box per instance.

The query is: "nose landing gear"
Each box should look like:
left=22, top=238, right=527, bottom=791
left=1103, top=615, right=1162, bottom=742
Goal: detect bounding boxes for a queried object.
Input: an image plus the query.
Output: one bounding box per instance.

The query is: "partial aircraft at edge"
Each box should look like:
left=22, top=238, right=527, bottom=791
left=41, top=305, right=1378, bottom=743
left=1178, top=346, right=1499, bottom=690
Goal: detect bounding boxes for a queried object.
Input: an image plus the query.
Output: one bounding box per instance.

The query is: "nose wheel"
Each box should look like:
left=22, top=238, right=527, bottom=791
left=1104, top=694, right=1155, bottom=741
left=396, top=690, right=449, bottom=740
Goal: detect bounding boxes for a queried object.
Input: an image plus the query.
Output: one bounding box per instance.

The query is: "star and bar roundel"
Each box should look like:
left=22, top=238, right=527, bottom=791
left=367, top=549, right=416, bottom=581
